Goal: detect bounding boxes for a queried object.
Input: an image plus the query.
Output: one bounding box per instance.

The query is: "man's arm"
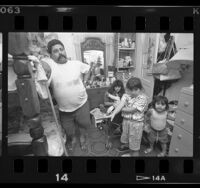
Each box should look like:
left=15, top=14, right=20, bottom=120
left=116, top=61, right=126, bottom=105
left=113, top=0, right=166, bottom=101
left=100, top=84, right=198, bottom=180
left=30, top=56, right=52, bottom=99
left=80, top=61, right=92, bottom=86
left=83, top=70, right=91, bottom=84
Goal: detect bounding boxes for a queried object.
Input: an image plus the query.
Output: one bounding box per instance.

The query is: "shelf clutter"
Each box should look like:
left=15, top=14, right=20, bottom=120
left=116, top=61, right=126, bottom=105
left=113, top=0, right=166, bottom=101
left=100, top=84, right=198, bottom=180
left=117, top=33, right=136, bottom=72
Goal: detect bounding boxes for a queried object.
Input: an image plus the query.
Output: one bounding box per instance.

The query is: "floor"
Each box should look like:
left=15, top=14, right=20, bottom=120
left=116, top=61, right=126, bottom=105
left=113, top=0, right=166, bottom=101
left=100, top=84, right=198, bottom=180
left=65, top=122, right=166, bottom=157
left=7, top=100, right=169, bottom=157
left=38, top=101, right=166, bottom=157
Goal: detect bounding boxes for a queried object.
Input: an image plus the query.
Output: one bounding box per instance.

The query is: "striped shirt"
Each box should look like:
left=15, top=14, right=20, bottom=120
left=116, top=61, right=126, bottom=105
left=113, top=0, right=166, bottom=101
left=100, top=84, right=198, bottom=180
left=121, top=93, right=148, bottom=121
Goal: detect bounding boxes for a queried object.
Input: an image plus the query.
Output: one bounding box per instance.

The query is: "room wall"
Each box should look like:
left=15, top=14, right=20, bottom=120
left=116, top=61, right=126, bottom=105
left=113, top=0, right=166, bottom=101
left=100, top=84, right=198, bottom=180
left=56, top=33, right=116, bottom=79
left=57, top=33, right=77, bottom=60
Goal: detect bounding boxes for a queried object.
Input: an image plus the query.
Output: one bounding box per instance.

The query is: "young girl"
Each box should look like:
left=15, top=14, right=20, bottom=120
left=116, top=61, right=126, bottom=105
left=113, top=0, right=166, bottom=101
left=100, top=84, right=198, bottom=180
left=109, top=77, right=148, bottom=156
left=104, top=79, right=125, bottom=133
left=144, top=95, right=169, bottom=157
left=104, top=79, right=125, bottom=109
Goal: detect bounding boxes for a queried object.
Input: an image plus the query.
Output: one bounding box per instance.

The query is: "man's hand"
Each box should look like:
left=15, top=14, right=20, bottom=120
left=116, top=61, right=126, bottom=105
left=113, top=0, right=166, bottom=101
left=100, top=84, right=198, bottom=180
left=83, top=80, right=87, bottom=87
left=28, top=55, right=40, bottom=69
left=8, top=54, right=13, bottom=66
left=8, top=53, right=13, bottom=60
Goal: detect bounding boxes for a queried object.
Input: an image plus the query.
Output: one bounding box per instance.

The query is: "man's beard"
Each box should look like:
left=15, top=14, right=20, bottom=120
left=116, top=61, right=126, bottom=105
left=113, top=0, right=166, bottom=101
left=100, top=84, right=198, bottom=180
left=58, top=54, right=67, bottom=64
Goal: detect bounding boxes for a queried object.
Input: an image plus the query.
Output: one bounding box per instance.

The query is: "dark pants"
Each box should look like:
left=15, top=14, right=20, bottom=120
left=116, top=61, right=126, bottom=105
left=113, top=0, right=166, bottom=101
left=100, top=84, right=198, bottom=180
left=148, top=127, right=169, bottom=144
left=59, top=101, right=92, bottom=142
left=111, top=112, right=123, bottom=132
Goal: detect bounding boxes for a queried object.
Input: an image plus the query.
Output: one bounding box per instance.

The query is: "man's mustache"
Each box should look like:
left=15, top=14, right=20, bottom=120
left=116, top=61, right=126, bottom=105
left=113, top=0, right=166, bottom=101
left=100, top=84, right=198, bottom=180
left=58, top=54, right=66, bottom=60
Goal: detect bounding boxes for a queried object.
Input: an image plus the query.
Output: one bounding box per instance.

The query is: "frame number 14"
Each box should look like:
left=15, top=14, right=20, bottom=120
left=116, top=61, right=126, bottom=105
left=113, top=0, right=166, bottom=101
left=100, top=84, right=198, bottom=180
left=56, top=174, right=69, bottom=182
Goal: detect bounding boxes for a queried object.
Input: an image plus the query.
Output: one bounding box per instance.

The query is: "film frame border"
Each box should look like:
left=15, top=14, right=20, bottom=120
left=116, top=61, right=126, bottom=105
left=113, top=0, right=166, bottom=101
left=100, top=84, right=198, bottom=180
left=0, top=5, right=199, bottom=183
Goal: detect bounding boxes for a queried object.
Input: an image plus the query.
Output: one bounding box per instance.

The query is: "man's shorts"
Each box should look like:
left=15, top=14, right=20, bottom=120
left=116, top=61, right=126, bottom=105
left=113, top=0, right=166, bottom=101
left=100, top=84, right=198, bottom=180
left=59, top=101, right=92, bottom=136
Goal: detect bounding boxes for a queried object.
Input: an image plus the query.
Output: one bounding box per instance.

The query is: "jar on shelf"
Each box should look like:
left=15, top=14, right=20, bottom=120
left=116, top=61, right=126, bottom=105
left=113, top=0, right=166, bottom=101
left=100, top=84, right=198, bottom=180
left=124, top=38, right=128, bottom=48
left=128, top=39, right=132, bottom=48
left=131, top=41, right=135, bottom=49
left=118, top=58, right=124, bottom=68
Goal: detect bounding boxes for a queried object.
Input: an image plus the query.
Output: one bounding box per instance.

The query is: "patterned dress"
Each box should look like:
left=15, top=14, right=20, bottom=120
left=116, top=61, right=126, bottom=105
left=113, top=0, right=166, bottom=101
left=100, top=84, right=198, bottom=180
left=120, top=93, right=148, bottom=151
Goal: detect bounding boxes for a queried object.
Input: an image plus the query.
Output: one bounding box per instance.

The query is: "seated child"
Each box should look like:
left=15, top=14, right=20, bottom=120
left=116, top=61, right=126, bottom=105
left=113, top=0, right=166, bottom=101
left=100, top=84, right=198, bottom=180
left=103, top=79, right=125, bottom=133
left=144, top=95, right=169, bottom=157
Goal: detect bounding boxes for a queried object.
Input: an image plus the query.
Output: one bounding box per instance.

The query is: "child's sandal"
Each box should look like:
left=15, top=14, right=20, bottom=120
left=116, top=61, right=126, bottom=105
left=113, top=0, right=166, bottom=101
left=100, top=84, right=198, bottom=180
left=157, top=152, right=166, bottom=157
left=144, top=148, right=153, bottom=154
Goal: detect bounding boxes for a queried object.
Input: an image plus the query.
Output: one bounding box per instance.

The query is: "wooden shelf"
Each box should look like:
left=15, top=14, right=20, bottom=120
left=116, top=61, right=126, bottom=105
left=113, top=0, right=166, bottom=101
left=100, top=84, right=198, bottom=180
left=118, top=66, right=134, bottom=69
left=116, top=33, right=136, bottom=73
left=118, top=47, right=135, bottom=50
left=117, top=66, right=135, bottom=71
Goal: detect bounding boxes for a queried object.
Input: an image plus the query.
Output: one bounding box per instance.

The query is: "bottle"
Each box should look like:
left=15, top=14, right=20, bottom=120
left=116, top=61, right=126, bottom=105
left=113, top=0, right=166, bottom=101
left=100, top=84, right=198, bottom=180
left=124, top=38, right=128, bottom=48
left=131, top=41, right=135, bottom=49
left=106, top=78, right=110, bottom=86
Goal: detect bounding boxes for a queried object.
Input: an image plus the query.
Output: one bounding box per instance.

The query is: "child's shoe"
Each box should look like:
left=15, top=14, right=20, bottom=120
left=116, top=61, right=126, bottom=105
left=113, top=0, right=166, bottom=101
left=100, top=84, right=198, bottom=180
left=121, top=153, right=131, bottom=157
left=144, top=147, right=153, bottom=154
left=157, top=151, right=166, bottom=157
left=116, top=144, right=129, bottom=152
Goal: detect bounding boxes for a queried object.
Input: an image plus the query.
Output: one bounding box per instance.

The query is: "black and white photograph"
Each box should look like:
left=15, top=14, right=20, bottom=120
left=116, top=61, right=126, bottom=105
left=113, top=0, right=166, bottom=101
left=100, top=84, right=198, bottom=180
left=7, top=32, right=193, bottom=157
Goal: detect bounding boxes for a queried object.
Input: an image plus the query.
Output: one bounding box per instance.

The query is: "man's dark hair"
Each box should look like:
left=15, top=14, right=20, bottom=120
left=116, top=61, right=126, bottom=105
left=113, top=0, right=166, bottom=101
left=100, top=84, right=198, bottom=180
left=47, top=39, right=65, bottom=54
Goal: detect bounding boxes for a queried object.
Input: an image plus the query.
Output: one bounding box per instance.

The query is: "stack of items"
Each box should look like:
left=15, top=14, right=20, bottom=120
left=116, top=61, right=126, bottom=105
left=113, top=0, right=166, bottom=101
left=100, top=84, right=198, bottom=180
left=119, top=38, right=135, bottom=49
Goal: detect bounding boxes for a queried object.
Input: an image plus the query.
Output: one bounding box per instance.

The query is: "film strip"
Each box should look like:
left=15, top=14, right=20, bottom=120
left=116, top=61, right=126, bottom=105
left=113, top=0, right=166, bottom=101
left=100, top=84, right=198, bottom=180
left=0, top=5, right=200, bottom=184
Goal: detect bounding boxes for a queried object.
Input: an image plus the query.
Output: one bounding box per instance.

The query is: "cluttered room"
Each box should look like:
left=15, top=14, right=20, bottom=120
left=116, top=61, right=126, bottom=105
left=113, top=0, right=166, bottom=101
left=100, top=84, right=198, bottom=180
left=7, top=32, right=193, bottom=157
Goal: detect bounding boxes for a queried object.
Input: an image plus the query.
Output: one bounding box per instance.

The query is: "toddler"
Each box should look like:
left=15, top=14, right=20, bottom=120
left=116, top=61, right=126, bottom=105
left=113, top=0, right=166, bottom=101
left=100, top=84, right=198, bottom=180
left=144, top=95, right=169, bottom=157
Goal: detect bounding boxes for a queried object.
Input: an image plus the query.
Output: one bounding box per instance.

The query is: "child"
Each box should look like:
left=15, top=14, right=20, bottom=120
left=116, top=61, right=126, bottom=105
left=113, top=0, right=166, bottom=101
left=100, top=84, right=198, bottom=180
left=109, top=77, right=148, bottom=156
left=104, top=79, right=125, bottom=134
left=144, top=95, right=169, bottom=157
left=104, top=79, right=125, bottom=111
